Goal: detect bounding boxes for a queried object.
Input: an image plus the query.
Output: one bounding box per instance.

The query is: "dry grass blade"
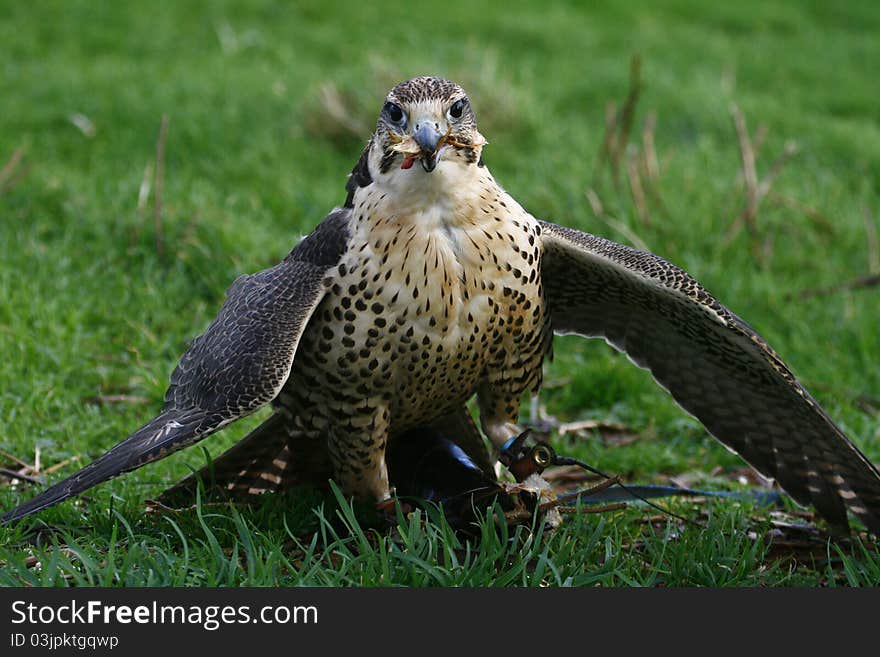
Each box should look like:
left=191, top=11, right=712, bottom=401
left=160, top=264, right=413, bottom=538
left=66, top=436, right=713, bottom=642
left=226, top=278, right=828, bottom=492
left=22, top=546, right=81, bottom=572
left=627, top=151, right=650, bottom=226
left=557, top=418, right=633, bottom=436
left=728, top=103, right=759, bottom=242
left=752, top=123, right=768, bottom=159
left=594, top=55, right=642, bottom=187
left=757, top=141, right=799, bottom=199
left=614, top=56, right=642, bottom=174
left=137, top=162, right=153, bottom=214
left=154, top=114, right=169, bottom=258
left=566, top=475, right=620, bottom=498
left=0, top=147, right=25, bottom=185
left=523, top=476, right=626, bottom=517
left=43, top=456, right=81, bottom=475
left=0, top=467, right=42, bottom=486
left=585, top=188, right=650, bottom=251
left=864, top=207, right=879, bottom=274
left=0, top=147, right=29, bottom=195
left=856, top=396, right=879, bottom=417
left=585, top=186, right=605, bottom=216
left=641, top=110, right=660, bottom=181
left=594, top=101, right=620, bottom=184
left=592, top=60, right=669, bottom=227
left=725, top=105, right=799, bottom=260
left=68, top=113, right=96, bottom=138
left=145, top=498, right=231, bottom=514
left=790, top=273, right=880, bottom=300
left=640, top=110, right=671, bottom=217
left=540, top=376, right=572, bottom=390
left=130, top=162, right=153, bottom=248
left=558, top=502, right=627, bottom=515
left=767, top=191, right=834, bottom=234
left=557, top=418, right=641, bottom=448
left=0, top=448, right=65, bottom=488
left=543, top=464, right=603, bottom=484
left=86, top=394, right=151, bottom=405
left=317, top=82, right=368, bottom=140
left=0, top=449, right=31, bottom=470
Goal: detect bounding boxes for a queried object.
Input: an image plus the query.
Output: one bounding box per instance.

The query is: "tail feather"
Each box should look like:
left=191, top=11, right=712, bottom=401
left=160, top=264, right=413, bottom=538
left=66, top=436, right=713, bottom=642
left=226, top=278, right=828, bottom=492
left=2, top=412, right=206, bottom=523
left=158, top=414, right=332, bottom=505
left=161, top=406, right=491, bottom=506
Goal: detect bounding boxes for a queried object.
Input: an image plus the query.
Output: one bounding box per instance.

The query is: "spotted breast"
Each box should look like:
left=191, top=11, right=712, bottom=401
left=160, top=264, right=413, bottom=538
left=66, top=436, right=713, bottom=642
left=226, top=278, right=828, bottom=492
left=278, top=162, right=549, bottom=500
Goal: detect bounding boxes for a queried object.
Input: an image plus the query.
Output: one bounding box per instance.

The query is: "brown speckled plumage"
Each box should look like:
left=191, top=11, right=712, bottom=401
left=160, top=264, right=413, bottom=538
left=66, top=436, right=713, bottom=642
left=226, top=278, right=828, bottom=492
left=274, top=162, right=549, bottom=498
left=540, top=222, right=880, bottom=531
left=5, top=77, right=880, bottom=534
left=388, top=77, right=462, bottom=105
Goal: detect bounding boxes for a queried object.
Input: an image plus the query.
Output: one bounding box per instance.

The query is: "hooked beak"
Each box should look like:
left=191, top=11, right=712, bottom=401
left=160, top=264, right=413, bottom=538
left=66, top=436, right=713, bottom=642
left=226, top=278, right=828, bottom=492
left=413, top=123, right=443, bottom=172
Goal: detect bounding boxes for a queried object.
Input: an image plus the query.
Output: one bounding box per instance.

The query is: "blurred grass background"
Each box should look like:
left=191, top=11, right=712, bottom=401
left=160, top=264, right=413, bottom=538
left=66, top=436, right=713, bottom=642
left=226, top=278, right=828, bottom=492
left=0, top=0, right=878, bottom=585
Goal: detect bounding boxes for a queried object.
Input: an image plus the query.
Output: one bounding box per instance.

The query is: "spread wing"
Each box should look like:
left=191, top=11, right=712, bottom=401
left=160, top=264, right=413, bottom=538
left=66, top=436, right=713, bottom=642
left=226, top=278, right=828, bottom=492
left=539, top=219, right=880, bottom=533
left=2, top=208, right=351, bottom=523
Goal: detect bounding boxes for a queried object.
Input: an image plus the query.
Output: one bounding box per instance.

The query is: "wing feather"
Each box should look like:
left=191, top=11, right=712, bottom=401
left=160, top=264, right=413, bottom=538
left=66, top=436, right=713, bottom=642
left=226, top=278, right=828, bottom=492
left=539, top=219, right=880, bottom=533
left=2, top=208, right=351, bottom=523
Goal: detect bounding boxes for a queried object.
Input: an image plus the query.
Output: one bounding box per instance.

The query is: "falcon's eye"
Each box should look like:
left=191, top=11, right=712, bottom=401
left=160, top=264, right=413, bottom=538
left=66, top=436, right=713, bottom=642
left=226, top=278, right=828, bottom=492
left=384, top=102, right=405, bottom=124
left=448, top=99, right=467, bottom=120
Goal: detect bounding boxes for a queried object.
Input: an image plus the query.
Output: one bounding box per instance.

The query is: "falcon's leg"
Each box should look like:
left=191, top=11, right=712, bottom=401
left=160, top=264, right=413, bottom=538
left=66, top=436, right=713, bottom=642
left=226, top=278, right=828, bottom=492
left=477, top=385, right=524, bottom=451
left=326, top=404, right=392, bottom=502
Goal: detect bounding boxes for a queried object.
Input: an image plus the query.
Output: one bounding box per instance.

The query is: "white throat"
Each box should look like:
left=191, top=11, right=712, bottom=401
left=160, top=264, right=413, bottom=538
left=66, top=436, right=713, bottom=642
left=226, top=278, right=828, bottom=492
left=365, top=145, right=491, bottom=232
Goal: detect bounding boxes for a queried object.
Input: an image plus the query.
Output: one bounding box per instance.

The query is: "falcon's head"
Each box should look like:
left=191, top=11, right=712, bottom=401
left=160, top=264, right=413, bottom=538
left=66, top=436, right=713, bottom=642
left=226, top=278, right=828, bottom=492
left=371, top=76, right=487, bottom=175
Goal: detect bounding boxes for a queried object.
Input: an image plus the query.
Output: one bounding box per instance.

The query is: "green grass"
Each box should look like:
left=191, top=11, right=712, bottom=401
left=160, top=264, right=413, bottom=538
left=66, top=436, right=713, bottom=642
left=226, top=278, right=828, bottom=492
left=1, top=0, right=878, bottom=586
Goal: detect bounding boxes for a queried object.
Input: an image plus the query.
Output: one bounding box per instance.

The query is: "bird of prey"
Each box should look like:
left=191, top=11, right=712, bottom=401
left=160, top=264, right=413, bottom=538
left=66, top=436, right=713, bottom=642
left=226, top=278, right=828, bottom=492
left=4, top=76, right=880, bottom=533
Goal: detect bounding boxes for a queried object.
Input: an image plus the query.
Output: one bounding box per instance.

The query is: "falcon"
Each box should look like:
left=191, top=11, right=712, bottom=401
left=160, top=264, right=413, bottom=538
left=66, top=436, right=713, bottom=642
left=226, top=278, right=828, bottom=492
left=4, top=76, right=880, bottom=533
